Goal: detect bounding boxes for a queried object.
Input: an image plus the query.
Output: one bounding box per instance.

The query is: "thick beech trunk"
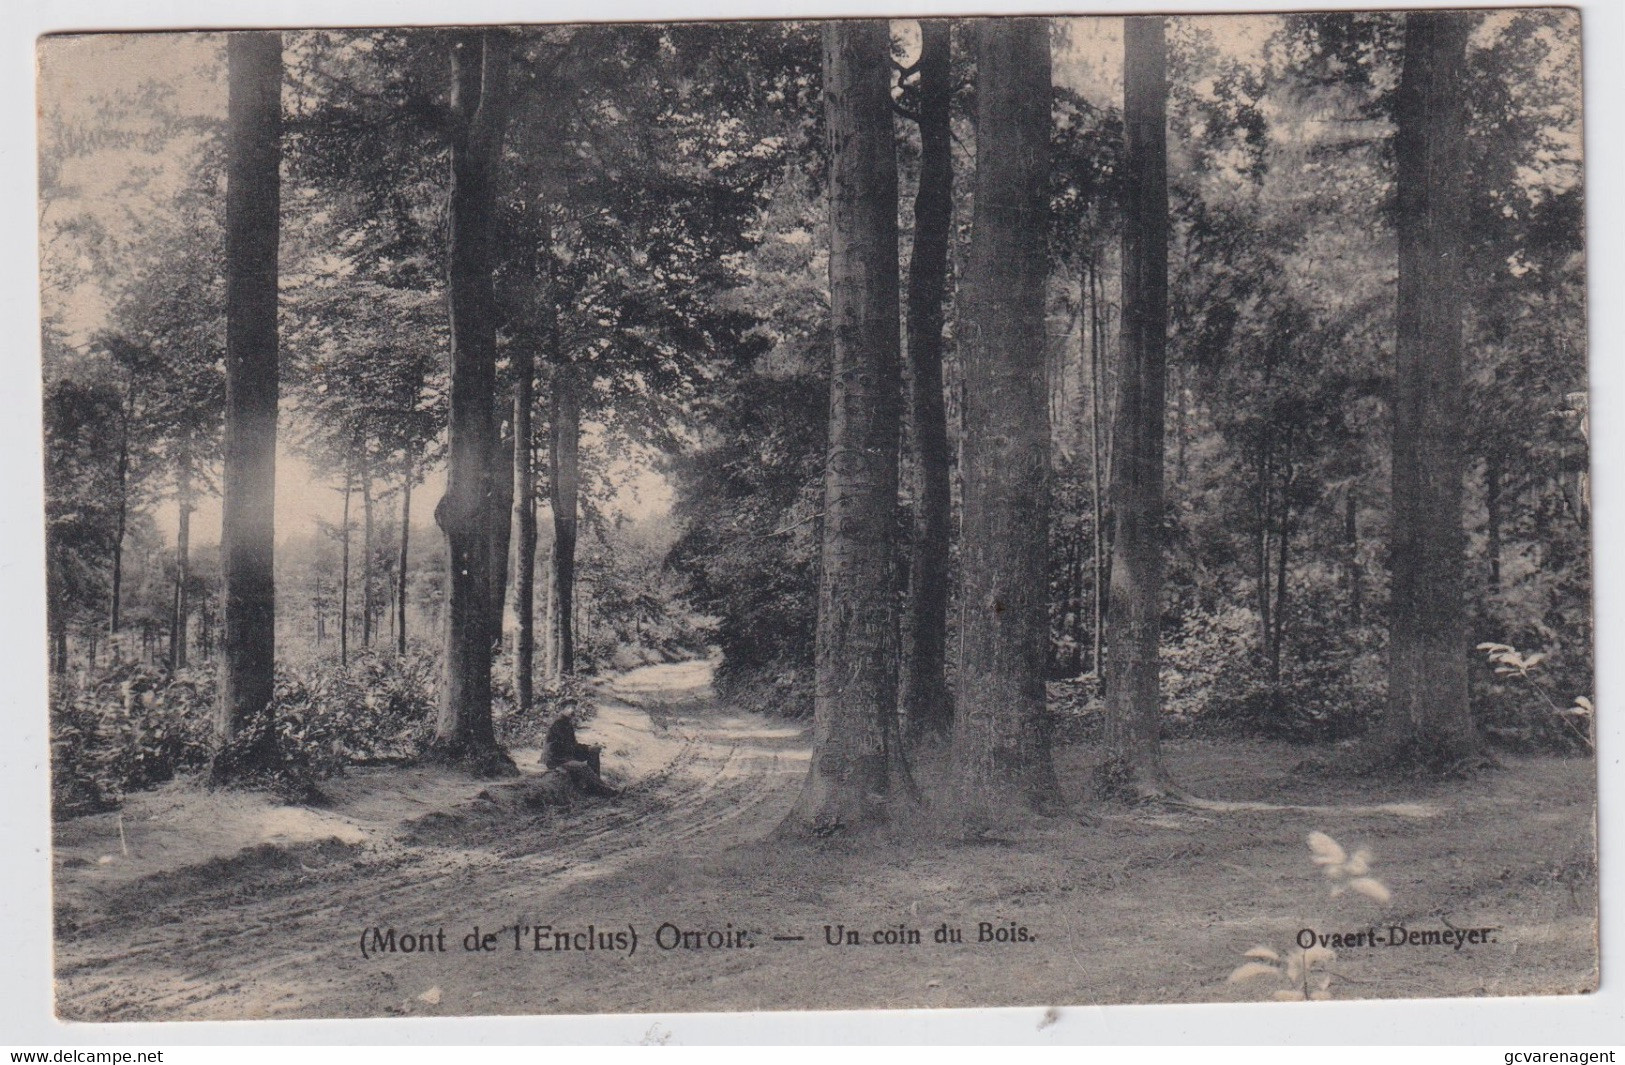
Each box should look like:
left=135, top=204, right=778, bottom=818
left=900, top=19, right=955, bottom=744
left=213, top=31, right=282, bottom=782
left=780, top=20, right=906, bottom=836
left=1100, top=16, right=1175, bottom=799
left=431, top=30, right=516, bottom=774
left=947, top=17, right=1061, bottom=823
left=1382, top=10, right=1477, bottom=769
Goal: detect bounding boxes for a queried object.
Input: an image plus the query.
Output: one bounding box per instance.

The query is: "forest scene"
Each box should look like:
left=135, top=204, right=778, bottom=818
left=39, top=10, right=1595, bottom=1021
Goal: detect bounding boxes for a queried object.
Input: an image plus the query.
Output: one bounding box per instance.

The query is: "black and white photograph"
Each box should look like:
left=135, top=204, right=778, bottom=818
left=31, top=5, right=1600, bottom=1026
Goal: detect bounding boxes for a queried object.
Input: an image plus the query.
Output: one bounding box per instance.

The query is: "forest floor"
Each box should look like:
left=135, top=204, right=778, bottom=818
left=52, top=660, right=1598, bottom=1022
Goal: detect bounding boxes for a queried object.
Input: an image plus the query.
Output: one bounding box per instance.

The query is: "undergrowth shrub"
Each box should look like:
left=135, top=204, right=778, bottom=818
left=1166, top=605, right=1386, bottom=742
left=51, top=650, right=440, bottom=817
left=713, top=660, right=814, bottom=719
left=494, top=669, right=594, bottom=747
left=50, top=662, right=216, bottom=817
left=1474, top=641, right=1593, bottom=753
left=1047, top=606, right=1386, bottom=744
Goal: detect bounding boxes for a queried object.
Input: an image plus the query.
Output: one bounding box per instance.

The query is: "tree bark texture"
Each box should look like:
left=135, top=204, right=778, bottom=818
left=170, top=462, right=192, bottom=669
left=432, top=30, right=516, bottom=774
left=513, top=343, right=537, bottom=715
left=1485, top=457, right=1501, bottom=593
left=780, top=19, right=906, bottom=836
left=900, top=18, right=955, bottom=744
left=397, top=455, right=413, bottom=655
left=214, top=31, right=282, bottom=780
left=109, top=388, right=133, bottom=648
left=1100, top=16, right=1174, bottom=798
left=947, top=17, right=1061, bottom=823
left=361, top=467, right=374, bottom=648
left=549, top=363, right=580, bottom=677
left=1383, top=10, right=1477, bottom=769
left=489, top=427, right=515, bottom=649
left=1087, top=254, right=1107, bottom=676
left=340, top=474, right=351, bottom=665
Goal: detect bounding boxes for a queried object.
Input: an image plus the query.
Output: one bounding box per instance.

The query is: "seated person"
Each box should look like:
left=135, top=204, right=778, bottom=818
left=543, top=701, right=617, bottom=797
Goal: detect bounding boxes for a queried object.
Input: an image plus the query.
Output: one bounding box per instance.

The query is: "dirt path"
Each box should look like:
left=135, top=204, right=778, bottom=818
left=54, top=660, right=809, bottom=1021
left=53, top=663, right=1597, bottom=1020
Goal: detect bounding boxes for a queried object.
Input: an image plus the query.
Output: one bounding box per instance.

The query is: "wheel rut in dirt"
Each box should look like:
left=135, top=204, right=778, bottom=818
left=53, top=660, right=808, bottom=1021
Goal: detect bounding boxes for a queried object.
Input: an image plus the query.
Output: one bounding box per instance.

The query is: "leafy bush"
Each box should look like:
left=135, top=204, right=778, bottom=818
left=51, top=650, right=441, bottom=817
left=1166, top=604, right=1386, bottom=742
left=494, top=670, right=594, bottom=747
left=714, top=660, right=814, bottom=719
left=1475, top=641, right=1593, bottom=752
left=51, top=662, right=216, bottom=817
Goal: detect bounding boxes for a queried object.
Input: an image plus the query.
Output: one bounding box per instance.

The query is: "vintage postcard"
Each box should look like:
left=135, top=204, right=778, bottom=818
left=36, top=8, right=1596, bottom=1024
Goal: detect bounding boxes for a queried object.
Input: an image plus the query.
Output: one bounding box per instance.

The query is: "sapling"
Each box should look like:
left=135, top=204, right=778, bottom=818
left=1476, top=642, right=1594, bottom=750
left=1227, top=831, right=1392, bottom=1001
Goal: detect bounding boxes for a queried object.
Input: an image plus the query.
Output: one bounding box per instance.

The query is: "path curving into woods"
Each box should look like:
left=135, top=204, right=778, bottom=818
left=53, top=660, right=807, bottom=1021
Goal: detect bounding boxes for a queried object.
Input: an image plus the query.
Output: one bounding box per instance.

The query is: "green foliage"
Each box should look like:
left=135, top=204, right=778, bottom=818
left=1475, top=641, right=1593, bottom=752
left=495, top=671, right=594, bottom=747
left=50, top=663, right=217, bottom=817
left=51, top=651, right=442, bottom=818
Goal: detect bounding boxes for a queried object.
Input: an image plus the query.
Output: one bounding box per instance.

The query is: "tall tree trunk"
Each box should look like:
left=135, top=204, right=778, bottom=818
left=489, top=427, right=515, bottom=651
left=1344, top=487, right=1362, bottom=624
left=109, top=387, right=133, bottom=653
left=1174, top=363, right=1188, bottom=486
left=1087, top=253, right=1106, bottom=676
left=780, top=19, right=907, bottom=836
left=549, top=363, right=580, bottom=677
left=51, top=621, right=67, bottom=676
left=340, top=474, right=351, bottom=666
left=397, top=454, right=413, bottom=655
left=1256, top=447, right=1273, bottom=653
left=1271, top=479, right=1291, bottom=690
left=541, top=553, right=557, bottom=682
left=1382, top=10, right=1476, bottom=770
left=900, top=18, right=955, bottom=744
left=948, top=17, right=1060, bottom=824
left=1100, top=16, right=1175, bottom=799
left=1485, top=455, right=1502, bottom=593
left=432, top=29, right=516, bottom=775
left=213, top=31, right=282, bottom=783
left=513, top=343, right=537, bottom=715
left=170, top=462, right=192, bottom=669
left=361, top=466, right=374, bottom=648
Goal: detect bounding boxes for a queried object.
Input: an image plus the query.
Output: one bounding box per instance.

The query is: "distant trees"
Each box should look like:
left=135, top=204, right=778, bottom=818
left=214, top=31, right=283, bottom=782
left=1381, top=10, right=1477, bottom=768
left=780, top=20, right=907, bottom=835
